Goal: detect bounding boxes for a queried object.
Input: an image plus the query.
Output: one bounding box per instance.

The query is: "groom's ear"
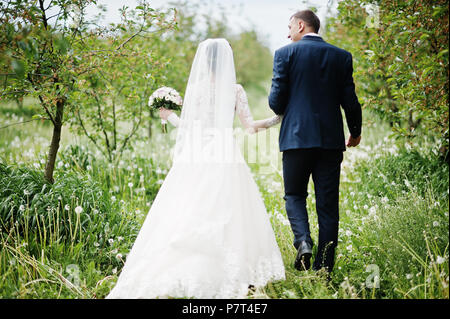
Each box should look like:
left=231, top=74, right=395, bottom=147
left=298, top=20, right=305, bottom=33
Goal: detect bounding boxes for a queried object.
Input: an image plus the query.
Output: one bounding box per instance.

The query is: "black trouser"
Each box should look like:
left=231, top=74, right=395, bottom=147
left=282, top=148, right=343, bottom=272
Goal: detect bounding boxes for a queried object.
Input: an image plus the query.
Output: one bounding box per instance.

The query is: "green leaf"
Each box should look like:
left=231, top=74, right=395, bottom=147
left=419, top=33, right=429, bottom=41
left=54, top=35, right=70, bottom=55
left=437, top=49, right=448, bottom=59
left=11, top=60, right=25, bottom=78
left=422, top=66, right=434, bottom=78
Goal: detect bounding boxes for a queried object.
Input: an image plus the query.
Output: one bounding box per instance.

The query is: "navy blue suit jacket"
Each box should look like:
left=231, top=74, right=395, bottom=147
left=268, top=35, right=362, bottom=152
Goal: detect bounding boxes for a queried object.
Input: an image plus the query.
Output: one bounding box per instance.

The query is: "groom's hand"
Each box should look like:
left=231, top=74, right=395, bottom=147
left=346, top=135, right=361, bottom=147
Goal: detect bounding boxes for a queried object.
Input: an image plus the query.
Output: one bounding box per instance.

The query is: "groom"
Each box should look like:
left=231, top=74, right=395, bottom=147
left=268, top=10, right=362, bottom=274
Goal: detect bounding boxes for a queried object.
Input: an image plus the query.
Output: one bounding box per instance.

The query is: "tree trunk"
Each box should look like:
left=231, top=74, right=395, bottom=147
left=44, top=98, right=64, bottom=184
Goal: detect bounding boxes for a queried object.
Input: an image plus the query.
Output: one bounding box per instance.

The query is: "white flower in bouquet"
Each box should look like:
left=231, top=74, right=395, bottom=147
left=148, top=86, right=182, bottom=106
left=148, top=86, right=183, bottom=133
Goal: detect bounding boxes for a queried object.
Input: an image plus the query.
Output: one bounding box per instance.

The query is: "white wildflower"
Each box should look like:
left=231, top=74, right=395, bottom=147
left=404, top=179, right=411, bottom=188
left=75, top=206, right=83, bottom=215
left=436, top=256, right=446, bottom=264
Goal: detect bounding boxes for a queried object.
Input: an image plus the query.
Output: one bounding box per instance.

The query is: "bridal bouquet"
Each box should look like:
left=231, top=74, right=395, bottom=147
left=148, top=87, right=183, bottom=133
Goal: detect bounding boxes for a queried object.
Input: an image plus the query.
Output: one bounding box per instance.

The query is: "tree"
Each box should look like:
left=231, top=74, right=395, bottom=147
left=0, top=0, right=176, bottom=182
left=325, top=0, right=449, bottom=159
left=67, top=3, right=176, bottom=161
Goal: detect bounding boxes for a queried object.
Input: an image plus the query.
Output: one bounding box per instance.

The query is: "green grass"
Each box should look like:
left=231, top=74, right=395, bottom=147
left=0, top=95, right=448, bottom=299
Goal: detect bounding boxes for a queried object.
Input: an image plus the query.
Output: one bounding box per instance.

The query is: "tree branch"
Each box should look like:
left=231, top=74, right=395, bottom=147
left=39, top=0, right=48, bottom=30
left=92, top=92, right=112, bottom=161
left=38, top=94, right=56, bottom=125
left=0, top=118, right=50, bottom=130
left=76, top=108, right=109, bottom=159
left=118, top=99, right=143, bottom=155
left=115, top=24, right=144, bottom=51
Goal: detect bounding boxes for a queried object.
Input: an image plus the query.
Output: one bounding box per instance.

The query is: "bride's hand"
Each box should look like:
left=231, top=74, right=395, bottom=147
left=159, top=107, right=173, bottom=120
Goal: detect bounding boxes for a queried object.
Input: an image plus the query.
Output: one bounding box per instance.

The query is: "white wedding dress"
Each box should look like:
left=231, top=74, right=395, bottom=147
left=106, top=39, right=285, bottom=299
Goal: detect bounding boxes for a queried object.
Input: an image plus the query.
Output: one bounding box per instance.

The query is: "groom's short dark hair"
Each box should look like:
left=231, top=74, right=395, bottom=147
left=291, top=10, right=320, bottom=33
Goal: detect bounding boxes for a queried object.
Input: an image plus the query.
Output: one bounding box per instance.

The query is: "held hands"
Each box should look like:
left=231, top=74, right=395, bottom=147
left=159, top=107, right=173, bottom=120
left=346, top=135, right=361, bottom=147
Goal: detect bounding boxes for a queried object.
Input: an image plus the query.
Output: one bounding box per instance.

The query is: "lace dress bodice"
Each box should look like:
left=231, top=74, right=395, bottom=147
left=167, top=84, right=281, bottom=132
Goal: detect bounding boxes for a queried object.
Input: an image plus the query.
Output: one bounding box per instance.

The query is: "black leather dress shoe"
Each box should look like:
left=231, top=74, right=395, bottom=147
left=294, top=241, right=312, bottom=271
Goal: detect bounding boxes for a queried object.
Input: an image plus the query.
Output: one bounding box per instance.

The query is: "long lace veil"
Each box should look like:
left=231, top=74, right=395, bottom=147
left=173, top=38, right=237, bottom=164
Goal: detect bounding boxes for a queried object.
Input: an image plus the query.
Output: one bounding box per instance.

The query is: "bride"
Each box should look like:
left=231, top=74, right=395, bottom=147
left=106, top=38, right=285, bottom=299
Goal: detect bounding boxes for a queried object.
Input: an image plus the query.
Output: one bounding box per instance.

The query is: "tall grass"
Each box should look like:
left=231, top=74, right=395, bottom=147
left=0, top=97, right=448, bottom=299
